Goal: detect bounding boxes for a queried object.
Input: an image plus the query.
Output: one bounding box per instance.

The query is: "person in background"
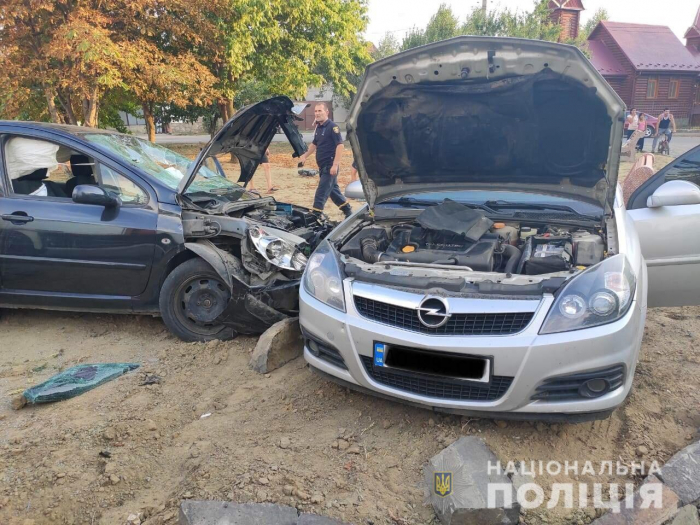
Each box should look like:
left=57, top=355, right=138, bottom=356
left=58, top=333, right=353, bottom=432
left=636, top=113, right=647, bottom=152
left=625, top=108, right=639, bottom=140
left=297, top=102, right=353, bottom=218
left=652, top=108, right=676, bottom=154
left=248, top=148, right=278, bottom=194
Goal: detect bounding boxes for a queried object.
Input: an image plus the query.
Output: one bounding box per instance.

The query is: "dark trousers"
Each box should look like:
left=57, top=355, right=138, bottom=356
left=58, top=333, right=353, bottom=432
left=313, top=165, right=348, bottom=211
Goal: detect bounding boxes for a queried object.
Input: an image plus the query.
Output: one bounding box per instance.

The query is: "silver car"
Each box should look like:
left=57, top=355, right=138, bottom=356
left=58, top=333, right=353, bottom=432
left=298, top=37, right=700, bottom=421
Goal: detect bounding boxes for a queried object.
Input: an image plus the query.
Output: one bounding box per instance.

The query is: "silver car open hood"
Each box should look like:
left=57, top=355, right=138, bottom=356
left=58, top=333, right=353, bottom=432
left=345, top=37, right=625, bottom=213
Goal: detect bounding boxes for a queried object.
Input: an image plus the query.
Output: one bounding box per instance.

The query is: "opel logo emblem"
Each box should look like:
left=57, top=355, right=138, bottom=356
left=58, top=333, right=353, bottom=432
left=417, top=297, right=450, bottom=328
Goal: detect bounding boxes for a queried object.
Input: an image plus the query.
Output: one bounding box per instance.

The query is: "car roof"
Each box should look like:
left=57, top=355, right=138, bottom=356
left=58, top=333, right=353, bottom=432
left=0, top=120, right=117, bottom=137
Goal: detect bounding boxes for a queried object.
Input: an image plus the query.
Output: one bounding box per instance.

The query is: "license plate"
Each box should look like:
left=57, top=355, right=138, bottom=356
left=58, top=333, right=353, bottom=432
left=373, top=342, right=387, bottom=367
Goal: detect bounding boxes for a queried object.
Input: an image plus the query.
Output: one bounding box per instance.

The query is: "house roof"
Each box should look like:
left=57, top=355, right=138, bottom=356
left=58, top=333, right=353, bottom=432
left=591, top=21, right=700, bottom=72
left=587, top=40, right=626, bottom=76
left=548, top=0, right=584, bottom=10
left=685, top=5, right=700, bottom=40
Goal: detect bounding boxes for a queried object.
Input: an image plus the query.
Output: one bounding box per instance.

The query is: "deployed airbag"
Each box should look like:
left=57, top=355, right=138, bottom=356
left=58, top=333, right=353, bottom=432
left=5, top=137, right=59, bottom=179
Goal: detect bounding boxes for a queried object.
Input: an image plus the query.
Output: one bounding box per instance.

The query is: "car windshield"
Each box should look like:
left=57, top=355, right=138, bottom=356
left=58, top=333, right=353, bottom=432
left=384, top=190, right=603, bottom=216
left=81, top=133, right=243, bottom=198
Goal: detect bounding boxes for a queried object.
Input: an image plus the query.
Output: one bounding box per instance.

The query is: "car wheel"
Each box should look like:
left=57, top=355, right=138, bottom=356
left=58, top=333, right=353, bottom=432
left=645, top=126, right=654, bottom=138
left=159, top=258, right=236, bottom=342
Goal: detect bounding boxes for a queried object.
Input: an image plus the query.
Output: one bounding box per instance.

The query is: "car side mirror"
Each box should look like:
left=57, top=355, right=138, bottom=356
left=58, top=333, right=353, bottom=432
left=345, top=180, right=365, bottom=201
left=72, top=185, right=121, bottom=207
left=647, top=180, right=700, bottom=208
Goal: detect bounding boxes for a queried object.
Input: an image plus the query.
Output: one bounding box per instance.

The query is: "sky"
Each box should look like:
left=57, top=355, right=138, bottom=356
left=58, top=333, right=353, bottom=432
left=364, top=0, right=700, bottom=44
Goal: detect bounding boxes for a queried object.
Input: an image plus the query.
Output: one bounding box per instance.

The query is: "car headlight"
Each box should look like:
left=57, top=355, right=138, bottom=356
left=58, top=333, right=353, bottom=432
left=302, top=240, right=345, bottom=311
left=248, top=226, right=308, bottom=271
left=540, top=254, right=636, bottom=334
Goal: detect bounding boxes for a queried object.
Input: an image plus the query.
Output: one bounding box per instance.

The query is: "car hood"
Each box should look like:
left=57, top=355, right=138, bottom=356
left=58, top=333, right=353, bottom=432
left=179, top=96, right=307, bottom=195
left=345, top=37, right=625, bottom=212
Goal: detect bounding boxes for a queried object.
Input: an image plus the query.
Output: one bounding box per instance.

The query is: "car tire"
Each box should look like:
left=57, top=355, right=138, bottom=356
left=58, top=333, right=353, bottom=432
left=159, top=258, right=236, bottom=342
left=645, top=126, right=654, bottom=138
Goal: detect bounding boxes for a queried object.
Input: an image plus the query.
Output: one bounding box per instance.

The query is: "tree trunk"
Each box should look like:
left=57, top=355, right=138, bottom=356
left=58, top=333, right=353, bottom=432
left=56, top=89, right=78, bottom=125
left=82, top=86, right=99, bottom=127
left=143, top=102, right=156, bottom=142
left=225, top=99, right=235, bottom=121
left=44, top=87, right=63, bottom=124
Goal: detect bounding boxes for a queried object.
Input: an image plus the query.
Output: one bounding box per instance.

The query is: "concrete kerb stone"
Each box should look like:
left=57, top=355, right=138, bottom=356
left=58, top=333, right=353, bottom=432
left=249, top=317, right=303, bottom=374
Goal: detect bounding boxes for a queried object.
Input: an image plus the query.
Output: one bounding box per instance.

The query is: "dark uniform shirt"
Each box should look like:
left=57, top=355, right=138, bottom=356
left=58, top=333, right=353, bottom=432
left=312, top=119, right=343, bottom=168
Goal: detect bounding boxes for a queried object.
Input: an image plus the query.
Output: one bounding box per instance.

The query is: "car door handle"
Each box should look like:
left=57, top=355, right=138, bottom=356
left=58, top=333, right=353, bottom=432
left=1, top=213, right=34, bottom=224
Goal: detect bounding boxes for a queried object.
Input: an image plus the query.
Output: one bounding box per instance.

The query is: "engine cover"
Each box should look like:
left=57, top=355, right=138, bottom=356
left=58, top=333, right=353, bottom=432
left=385, top=226, right=499, bottom=271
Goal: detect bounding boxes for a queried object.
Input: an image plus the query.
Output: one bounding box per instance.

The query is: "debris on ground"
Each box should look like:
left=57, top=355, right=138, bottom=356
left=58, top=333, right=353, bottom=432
left=17, top=363, right=139, bottom=407
left=249, top=317, right=303, bottom=374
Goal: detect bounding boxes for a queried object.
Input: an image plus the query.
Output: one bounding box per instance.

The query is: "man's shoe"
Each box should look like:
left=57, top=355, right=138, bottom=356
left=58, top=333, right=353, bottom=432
left=341, top=204, right=353, bottom=218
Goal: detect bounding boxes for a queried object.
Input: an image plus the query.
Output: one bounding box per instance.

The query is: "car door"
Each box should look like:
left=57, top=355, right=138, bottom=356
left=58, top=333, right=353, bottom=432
left=627, top=145, right=700, bottom=307
left=0, top=132, right=158, bottom=308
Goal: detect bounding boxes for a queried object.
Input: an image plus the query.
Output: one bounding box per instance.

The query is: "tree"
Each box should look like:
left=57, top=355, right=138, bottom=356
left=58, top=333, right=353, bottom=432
left=373, top=32, right=400, bottom=60
left=399, top=0, right=561, bottom=52
left=0, top=0, right=222, bottom=137
left=401, top=27, right=427, bottom=51
left=424, top=3, right=460, bottom=43
left=461, top=0, right=561, bottom=41
left=582, top=8, right=608, bottom=39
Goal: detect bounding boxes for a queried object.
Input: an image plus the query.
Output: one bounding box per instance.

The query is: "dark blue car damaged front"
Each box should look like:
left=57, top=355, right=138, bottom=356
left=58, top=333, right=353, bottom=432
left=0, top=97, right=333, bottom=341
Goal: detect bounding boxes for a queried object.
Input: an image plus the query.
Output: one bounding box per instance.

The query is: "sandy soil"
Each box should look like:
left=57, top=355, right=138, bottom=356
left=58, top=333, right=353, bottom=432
left=1, top=145, right=698, bottom=525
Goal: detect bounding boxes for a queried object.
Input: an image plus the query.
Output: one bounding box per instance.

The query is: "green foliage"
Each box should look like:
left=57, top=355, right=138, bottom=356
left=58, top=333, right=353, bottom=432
left=401, top=27, right=427, bottom=51
left=401, top=0, right=562, bottom=51
left=424, top=4, right=460, bottom=43
left=373, top=33, right=400, bottom=60
left=582, top=8, right=609, bottom=39
left=98, top=89, right=140, bottom=133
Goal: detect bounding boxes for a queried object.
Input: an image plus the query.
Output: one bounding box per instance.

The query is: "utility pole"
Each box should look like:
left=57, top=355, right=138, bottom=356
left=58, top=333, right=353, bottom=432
left=482, top=0, right=487, bottom=13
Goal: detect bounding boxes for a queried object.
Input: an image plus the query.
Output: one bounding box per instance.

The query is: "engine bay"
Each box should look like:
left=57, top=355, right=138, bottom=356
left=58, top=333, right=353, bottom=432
left=339, top=200, right=607, bottom=277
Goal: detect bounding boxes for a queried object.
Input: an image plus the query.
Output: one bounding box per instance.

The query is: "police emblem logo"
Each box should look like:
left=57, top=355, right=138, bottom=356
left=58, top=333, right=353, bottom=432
left=434, top=472, right=452, bottom=497
left=333, top=126, right=340, bottom=133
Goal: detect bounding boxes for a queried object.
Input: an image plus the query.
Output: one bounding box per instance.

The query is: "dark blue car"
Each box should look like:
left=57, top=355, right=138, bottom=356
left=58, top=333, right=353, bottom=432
left=0, top=97, right=332, bottom=341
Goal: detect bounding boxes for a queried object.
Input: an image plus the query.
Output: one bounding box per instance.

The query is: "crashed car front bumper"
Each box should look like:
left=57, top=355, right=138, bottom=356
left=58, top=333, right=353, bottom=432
left=299, top=279, right=646, bottom=420
left=217, top=278, right=300, bottom=335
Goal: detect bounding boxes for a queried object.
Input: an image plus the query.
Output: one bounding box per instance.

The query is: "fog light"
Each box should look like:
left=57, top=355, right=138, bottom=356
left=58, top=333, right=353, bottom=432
left=307, top=339, right=320, bottom=357
left=579, top=378, right=610, bottom=398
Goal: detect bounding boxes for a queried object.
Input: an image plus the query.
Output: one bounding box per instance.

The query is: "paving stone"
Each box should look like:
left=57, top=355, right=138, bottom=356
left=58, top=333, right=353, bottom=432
left=424, top=436, right=519, bottom=525
left=297, top=514, right=350, bottom=525
left=658, top=441, right=700, bottom=506
left=179, top=501, right=298, bottom=525
left=591, top=475, right=681, bottom=525
left=671, top=505, right=700, bottom=525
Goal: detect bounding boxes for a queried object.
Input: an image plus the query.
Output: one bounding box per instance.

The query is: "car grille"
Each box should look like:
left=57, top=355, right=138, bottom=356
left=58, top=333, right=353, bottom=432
left=360, top=356, right=513, bottom=401
left=354, top=296, right=534, bottom=336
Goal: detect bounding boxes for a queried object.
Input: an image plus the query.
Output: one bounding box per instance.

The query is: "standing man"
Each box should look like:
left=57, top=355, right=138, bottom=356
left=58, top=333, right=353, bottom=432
left=298, top=103, right=353, bottom=218
left=652, top=108, right=676, bottom=154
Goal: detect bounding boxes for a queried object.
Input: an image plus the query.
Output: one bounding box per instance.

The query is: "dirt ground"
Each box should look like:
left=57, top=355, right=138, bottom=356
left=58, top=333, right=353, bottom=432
left=1, top=146, right=698, bottom=525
